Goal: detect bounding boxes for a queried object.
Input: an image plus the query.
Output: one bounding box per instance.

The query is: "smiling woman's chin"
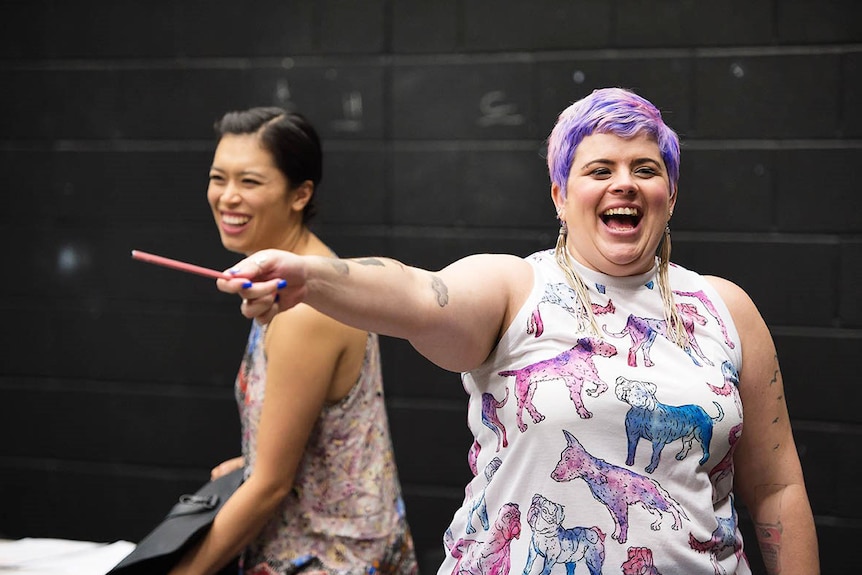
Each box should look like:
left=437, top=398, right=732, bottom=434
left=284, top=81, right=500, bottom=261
left=219, top=235, right=246, bottom=254
left=598, top=250, right=656, bottom=275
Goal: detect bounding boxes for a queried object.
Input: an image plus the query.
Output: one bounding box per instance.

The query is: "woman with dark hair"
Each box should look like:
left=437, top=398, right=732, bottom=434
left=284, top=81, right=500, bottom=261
left=215, top=90, right=818, bottom=574
left=169, top=107, right=417, bottom=575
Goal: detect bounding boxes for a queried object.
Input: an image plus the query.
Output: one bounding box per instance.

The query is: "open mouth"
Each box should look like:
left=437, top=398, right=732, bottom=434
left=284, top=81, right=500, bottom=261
left=600, top=207, right=641, bottom=231
left=222, top=213, right=251, bottom=226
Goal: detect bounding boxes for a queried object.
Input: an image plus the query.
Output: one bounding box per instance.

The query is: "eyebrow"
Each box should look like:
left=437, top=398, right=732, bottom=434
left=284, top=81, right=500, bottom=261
left=209, top=166, right=269, bottom=179
left=581, top=157, right=663, bottom=170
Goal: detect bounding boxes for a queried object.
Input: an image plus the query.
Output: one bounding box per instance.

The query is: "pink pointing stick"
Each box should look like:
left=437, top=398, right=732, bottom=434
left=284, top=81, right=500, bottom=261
left=131, top=250, right=233, bottom=280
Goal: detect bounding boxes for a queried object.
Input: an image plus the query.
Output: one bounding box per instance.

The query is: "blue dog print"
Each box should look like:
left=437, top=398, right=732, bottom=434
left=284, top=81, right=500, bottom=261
left=615, top=376, right=724, bottom=474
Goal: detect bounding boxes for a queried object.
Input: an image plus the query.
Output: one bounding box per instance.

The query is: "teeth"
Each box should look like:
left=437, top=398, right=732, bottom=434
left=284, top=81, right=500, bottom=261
left=603, top=207, right=639, bottom=217
left=222, top=214, right=250, bottom=225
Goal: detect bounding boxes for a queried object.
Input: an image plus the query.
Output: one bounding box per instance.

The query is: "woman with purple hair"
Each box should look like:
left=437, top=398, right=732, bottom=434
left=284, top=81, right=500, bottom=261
left=215, top=89, right=819, bottom=574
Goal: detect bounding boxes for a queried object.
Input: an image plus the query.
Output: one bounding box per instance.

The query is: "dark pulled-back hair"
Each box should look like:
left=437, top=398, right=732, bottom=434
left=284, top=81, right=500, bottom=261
left=214, top=107, right=322, bottom=223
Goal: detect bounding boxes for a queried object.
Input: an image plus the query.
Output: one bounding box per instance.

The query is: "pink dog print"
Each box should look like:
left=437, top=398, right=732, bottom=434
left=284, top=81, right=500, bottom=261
left=674, top=289, right=735, bottom=350
left=466, top=457, right=503, bottom=534
left=446, top=503, right=521, bottom=575
left=602, top=303, right=714, bottom=368
left=706, top=360, right=742, bottom=417
left=708, top=423, right=743, bottom=487
left=527, top=282, right=615, bottom=337
left=481, top=387, right=509, bottom=452
left=621, top=546, right=663, bottom=575
left=498, top=337, right=617, bottom=430
left=550, top=430, right=688, bottom=544
left=523, top=493, right=605, bottom=575
left=689, top=502, right=745, bottom=575
left=468, top=439, right=481, bottom=476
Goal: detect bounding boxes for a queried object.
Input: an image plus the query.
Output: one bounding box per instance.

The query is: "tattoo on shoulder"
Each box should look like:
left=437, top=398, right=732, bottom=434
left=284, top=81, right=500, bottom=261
left=331, top=259, right=349, bottom=275
left=431, top=276, right=449, bottom=307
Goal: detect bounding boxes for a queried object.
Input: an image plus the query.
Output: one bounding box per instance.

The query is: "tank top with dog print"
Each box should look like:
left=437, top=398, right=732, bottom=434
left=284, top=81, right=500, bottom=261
left=440, top=249, right=748, bottom=575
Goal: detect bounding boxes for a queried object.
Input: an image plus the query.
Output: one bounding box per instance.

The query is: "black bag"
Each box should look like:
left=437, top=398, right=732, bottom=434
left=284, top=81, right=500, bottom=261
left=108, top=468, right=244, bottom=574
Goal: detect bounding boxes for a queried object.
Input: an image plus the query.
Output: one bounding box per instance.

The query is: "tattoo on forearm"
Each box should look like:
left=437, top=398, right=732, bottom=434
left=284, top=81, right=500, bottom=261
left=331, top=260, right=349, bottom=275
left=754, top=483, right=787, bottom=575
left=431, top=276, right=449, bottom=307
left=756, top=521, right=783, bottom=574
left=356, top=258, right=385, bottom=267
left=351, top=256, right=404, bottom=270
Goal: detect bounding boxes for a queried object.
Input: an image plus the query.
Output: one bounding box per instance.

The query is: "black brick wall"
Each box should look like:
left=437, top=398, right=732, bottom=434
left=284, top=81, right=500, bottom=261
left=1, top=1, right=859, bottom=573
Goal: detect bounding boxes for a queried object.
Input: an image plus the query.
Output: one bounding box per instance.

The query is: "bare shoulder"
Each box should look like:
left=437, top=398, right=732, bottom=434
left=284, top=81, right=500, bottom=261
left=704, top=275, right=760, bottom=327
left=442, top=253, right=534, bottom=311
left=442, top=253, right=533, bottom=289
left=268, top=300, right=358, bottom=348
left=704, top=275, right=775, bottom=372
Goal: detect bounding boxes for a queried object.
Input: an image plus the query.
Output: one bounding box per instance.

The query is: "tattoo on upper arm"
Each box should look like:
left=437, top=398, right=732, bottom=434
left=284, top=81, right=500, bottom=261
left=770, top=353, right=784, bottom=406
left=431, top=276, right=449, bottom=307
left=770, top=354, right=779, bottom=386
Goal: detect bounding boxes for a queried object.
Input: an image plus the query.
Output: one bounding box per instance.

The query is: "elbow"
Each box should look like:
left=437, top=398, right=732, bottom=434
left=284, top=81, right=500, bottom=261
left=244, top=473, right=294, bottom=511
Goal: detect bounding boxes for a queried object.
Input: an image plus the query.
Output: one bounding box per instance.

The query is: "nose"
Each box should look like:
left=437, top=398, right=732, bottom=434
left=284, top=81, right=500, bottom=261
left=221, top=181, right=242, bottom=204
left=610, top=171, right=637, bottom=194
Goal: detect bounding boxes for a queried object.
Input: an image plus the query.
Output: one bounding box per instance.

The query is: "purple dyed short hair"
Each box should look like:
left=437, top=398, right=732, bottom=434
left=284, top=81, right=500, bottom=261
left=547, top=87, right=680, bottom=197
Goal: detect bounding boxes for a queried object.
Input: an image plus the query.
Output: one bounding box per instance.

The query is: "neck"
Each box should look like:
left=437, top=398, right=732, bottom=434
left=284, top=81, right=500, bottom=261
left=279, top=225, right=309, bottom=255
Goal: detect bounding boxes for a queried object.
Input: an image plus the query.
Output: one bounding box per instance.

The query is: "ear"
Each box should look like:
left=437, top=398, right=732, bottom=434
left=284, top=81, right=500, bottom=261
left=290, top=180, right=314, bottom=212
left=668, top=184, right=678, bottom=217
left=551, top=182, right=565, bottom=215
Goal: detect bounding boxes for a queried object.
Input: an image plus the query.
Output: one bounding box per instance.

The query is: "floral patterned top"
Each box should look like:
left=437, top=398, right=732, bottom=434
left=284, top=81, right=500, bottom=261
left=236, top=322, right=417, bottom=575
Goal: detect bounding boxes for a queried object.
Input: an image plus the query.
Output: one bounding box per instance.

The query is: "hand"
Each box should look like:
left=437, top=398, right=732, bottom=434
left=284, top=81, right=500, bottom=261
left=217, top=249, right=307, bottom=324
left=210, top=456, right=244, bottom=480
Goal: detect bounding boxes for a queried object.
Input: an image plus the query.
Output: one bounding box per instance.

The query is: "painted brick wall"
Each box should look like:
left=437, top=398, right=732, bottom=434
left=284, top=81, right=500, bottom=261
left=1, top=1, right=859, bottom=573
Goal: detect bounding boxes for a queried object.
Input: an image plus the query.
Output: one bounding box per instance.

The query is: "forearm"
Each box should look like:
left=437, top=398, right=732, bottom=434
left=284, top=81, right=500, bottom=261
left=169, top=480, right=288, bottom=575
left=303, top=255, right=441, bottom=341
left=751, top=482, right=819, bottom=575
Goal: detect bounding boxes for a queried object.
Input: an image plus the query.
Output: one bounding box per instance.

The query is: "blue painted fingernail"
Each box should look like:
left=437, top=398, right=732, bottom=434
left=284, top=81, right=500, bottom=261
left=274, top=294, right=280, bottom=303
left=276, top=279, right=287, bottom=289
left=242, top=281, right=253, bottom=289
left=229, top=268, right=240, bottom=275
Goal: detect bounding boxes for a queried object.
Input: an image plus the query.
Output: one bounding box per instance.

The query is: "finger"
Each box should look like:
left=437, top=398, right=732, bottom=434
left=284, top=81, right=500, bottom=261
left=240, top=292, right=280, bottom=321
left=257, top=300, right=280, bottom=325
left=219, top=277, right=285, bottom=298
left=227, top=249, right=280, bottom=281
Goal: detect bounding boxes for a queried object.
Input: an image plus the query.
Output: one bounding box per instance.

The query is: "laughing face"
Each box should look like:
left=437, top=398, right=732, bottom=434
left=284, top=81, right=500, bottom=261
left=207, top=133, right=310, bottom=256
left=552, top=132, right=676, bottom=277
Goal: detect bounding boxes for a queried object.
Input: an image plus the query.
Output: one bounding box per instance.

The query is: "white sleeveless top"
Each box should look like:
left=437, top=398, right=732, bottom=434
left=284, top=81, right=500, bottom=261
left=439, top=249, right=750, bottom=575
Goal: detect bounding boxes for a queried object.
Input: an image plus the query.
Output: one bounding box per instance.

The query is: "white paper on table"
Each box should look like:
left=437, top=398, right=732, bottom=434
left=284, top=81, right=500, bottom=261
left=0, top=538, right=136, bottom=574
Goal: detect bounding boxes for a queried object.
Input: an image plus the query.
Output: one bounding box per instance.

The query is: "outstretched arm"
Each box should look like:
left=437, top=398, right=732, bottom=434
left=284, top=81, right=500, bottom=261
left=707, top=276, right=819, bottom=575
left=218, top=250, right=533, bottom=372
